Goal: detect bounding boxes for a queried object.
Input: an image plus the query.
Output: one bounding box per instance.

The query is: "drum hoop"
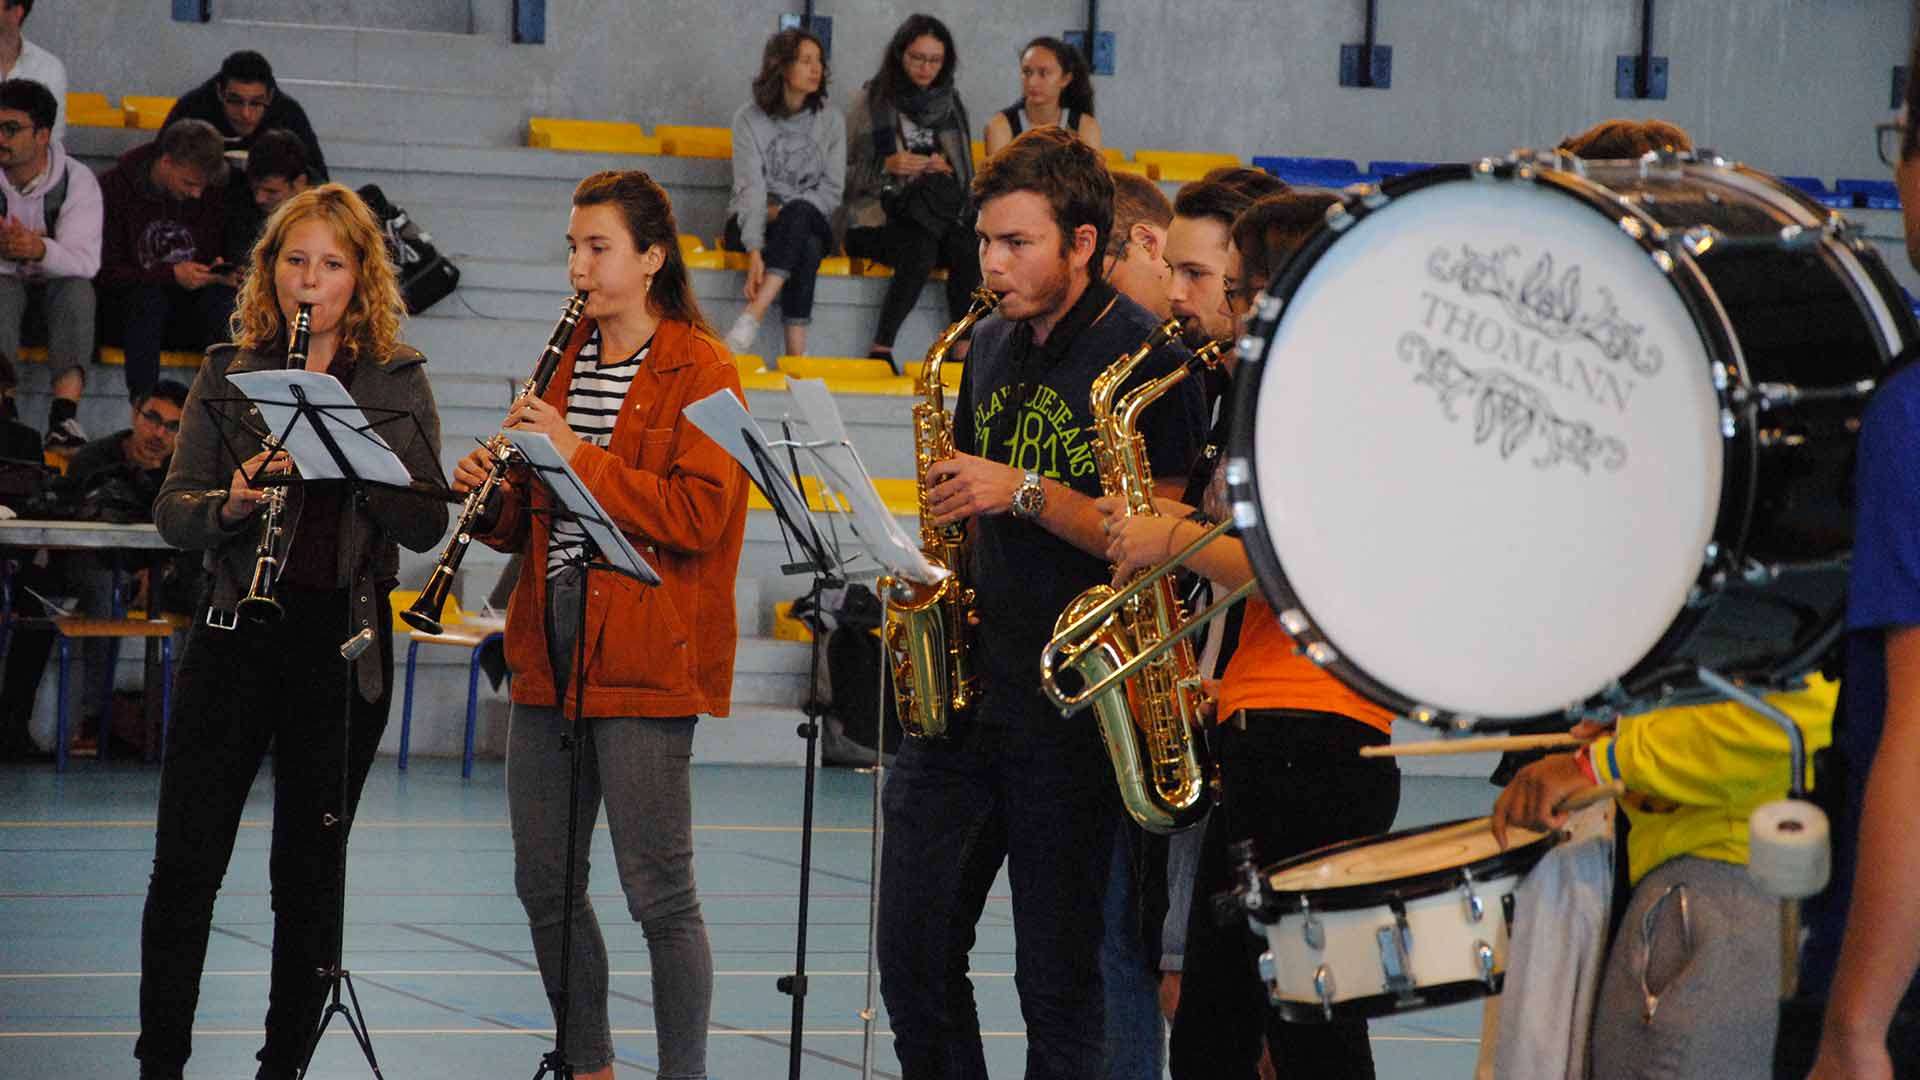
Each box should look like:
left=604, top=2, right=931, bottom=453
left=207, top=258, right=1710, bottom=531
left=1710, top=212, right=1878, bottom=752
left=1227, top=157, right=1751, bottom=727
left=1262, top=815, right=1554, bottom=913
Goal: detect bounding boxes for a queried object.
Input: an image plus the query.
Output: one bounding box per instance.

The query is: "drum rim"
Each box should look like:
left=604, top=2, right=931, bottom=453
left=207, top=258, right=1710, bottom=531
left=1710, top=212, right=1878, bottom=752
left=1268, top=974, right=1510, bottom=1025
left=1261, top=814, right=1554, bottom=912
left=1225, top=154, right=1810, bottom=727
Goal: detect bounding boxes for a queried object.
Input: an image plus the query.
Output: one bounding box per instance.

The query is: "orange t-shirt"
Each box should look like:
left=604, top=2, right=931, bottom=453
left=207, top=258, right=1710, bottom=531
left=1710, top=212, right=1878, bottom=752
left=1215, top=595, right=1395, bottom=733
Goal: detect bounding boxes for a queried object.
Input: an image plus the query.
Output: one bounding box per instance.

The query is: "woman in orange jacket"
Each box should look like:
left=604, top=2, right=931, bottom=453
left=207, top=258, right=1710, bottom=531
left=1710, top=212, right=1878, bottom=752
left=454, top=170, right=748, bottom=1080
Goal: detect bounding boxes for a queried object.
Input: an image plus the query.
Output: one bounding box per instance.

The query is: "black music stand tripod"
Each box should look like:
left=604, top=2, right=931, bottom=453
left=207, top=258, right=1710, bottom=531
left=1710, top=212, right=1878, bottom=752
left=211, top=373, right=452, bottom=1080
left=496, top=431, right=659, bottom=1080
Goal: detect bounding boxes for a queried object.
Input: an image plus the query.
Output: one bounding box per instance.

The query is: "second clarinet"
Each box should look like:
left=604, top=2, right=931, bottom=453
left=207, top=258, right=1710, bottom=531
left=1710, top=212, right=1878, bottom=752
left=400, top=290, right=588, bottom=634
left=235, top=302, right=313, bottom=625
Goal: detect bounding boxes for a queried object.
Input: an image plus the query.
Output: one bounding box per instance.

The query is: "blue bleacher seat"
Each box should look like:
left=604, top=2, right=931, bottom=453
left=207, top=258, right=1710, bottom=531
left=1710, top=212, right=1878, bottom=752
left=1837, top=178, right=1901, bottom=210
left=1368, top=160, right=1436, bottom=178
left=1780, top=175, right=1831, bottom=195
left=1253, top=155, right=1362, bottom=186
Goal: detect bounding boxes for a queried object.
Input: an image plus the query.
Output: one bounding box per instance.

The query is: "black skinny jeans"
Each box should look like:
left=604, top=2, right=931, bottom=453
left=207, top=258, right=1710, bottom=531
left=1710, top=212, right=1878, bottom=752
left=723, top=199, right=833, bottom=324
left=99, top=281, right=237, bottom=402
left=845, top=216, right=983, bottom=349
left=1168, top=712, right=1401, bottom=1080
left=135, top=585, right=394, bottom=1080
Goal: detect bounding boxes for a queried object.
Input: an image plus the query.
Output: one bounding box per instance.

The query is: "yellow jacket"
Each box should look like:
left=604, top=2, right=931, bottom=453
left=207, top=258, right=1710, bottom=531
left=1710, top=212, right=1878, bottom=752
left=1587, top=676, right=1837, bottom=884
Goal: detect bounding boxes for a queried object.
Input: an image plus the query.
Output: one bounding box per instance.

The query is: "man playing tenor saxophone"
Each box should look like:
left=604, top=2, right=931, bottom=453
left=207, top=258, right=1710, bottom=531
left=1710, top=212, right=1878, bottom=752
left=877, top=125, right=1205, bottom=1078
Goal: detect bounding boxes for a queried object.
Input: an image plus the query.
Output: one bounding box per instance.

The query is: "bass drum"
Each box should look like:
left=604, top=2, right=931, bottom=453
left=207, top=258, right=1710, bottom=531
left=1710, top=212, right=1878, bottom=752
left=1227, top=152, right=1915, bottom=727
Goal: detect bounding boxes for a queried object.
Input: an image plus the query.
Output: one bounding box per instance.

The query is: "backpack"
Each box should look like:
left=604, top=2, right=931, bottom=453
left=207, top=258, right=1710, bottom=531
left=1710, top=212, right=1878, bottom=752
left=356, top=183, right=461, bottom=314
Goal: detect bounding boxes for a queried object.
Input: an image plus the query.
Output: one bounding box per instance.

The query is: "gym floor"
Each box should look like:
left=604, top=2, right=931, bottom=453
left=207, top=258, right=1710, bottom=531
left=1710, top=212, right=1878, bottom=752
left=0, top=757, right=1496, bottom=1078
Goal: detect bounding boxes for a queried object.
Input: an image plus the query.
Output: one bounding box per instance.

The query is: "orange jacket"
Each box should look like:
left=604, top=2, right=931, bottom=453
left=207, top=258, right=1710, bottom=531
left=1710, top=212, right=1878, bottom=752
left=482, top=316, right=749, bottom=718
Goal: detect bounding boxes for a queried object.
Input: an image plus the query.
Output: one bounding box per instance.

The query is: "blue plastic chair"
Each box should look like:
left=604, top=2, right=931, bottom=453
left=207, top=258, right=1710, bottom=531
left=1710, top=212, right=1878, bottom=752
left=398, top=624, right=504, bottom=780
left=1253, top=155, right=1362, bottom=187
left=1368, top=160, right=1436, bottom=178
left=1837, top=178, right=1901, bottom=210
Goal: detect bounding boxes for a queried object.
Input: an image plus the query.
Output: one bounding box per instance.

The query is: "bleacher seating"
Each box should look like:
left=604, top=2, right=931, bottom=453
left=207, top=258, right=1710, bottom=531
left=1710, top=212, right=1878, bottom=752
left=1838, top=178, right=1902, bottom=210
left=1135, top=150, right=1238, bottom=183
left=1368, top=160, right=1435, bottom=177
left=1254, top=155, right=1369, bottom=187
left=120, top=95, right=174, bottom=130
left=657, top=124, right=730, bottom=159
left=527, top=117, right=661, bottom=155
left=67, top=92, right=127, bottom=129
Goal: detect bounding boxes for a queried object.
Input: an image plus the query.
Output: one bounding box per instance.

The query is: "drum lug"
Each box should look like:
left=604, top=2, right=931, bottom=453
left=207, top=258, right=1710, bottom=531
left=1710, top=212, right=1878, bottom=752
left=1475, top=939, right=1497, bottom=991
left=1472, top=158, right=1499, bottom=181
left=1314, top=964, right=1336, bottom=1021
left=1742, top=558, right=1780, bottom=586
left=1719, top=406, right=1738, bottom=439
left=1327, top=204, right=1358, bottom=233
left=1304, top=641, right=1340, bottom=667
left=1279, top=608, right=1310, bottom=636
left=1376, top=903, right=1419, bottom=1007
left=1299, top=894, right=1324, bottom=950
left=1652, top=248, right=1676, bottom=274
left=1258, top=949, right=1278, bottom=990
left=1617, top=215, right=1647, bottom=241
left=1679, top=225, right=1723, bottom=258
left=1459, top=868, right=1485, bottom=923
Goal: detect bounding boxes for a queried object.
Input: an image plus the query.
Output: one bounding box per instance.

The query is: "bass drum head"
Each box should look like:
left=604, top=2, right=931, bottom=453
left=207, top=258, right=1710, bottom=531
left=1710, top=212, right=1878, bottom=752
left=1242, top=177, right=1724, bottom=721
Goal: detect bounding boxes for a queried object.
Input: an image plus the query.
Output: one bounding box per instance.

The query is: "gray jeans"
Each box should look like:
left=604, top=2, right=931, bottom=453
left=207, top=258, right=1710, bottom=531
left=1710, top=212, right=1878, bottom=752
left=1591, top=855, right=1781, bottom=1079
left=507, top=572, right=712, bottom=1076
left=0, top=275, right=95, bottom=370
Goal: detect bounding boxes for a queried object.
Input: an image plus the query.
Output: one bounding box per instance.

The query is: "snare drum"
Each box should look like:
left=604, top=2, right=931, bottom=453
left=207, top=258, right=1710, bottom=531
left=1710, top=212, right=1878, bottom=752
left=1256, top=816, right=1553, bottom=1023
left=1228, top=152, right=1916, bottom=727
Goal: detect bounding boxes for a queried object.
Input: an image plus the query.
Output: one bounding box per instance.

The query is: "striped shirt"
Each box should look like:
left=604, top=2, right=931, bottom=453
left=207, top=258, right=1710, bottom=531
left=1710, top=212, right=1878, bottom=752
left=547, top=329, right=649, bottom=575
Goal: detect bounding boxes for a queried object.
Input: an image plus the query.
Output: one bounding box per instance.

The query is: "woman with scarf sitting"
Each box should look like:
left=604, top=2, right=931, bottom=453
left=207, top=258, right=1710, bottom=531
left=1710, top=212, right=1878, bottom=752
left=843, top=13, right=982, bottom=373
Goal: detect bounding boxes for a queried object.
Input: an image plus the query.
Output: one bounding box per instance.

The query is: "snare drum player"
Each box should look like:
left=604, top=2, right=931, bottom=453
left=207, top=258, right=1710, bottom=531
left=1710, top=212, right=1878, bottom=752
left=1102, top=186, right=1402, bottom=1078
left=879, top=126, right=1204, bottom=1078
left=1800, top=41, right=1920, bottom=1076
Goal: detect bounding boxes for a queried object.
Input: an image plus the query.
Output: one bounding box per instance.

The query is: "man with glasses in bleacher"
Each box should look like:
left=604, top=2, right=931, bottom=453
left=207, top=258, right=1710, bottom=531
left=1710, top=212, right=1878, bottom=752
left=163, top=50, right=328, bottom=181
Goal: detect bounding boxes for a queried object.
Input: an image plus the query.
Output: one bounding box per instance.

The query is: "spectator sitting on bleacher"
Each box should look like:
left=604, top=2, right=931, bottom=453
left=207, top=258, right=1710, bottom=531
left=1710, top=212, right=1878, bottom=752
left=0, top=78, right=99, bottom=448
left=1104, top=170, right=1174, bottom=319
left=164, top=50, right=327, bottom=181
left=0, top=377, right=191, bottom=761
left=0, top=1, right=62, bottom=143
left=96, top=118, right=235, bottom=403
left=983, top=36, right=1101, bottom=157
left=222, top=127, right=310, bottom=264
left=0, top=348, right=37, bottom=465
left=722, top=27, right=844, bottom=359
left=845, top=13, right=982, bottom=373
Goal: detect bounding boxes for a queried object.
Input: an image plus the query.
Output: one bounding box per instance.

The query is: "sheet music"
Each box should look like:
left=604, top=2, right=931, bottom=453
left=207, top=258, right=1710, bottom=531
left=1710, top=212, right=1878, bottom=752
left=682, top=387, right=823, bottom=544
left=502, top=431, right=660, bottom=586
left=228, top=369, right=413, bottom=486
left=783, top=378, right=946, bottom=586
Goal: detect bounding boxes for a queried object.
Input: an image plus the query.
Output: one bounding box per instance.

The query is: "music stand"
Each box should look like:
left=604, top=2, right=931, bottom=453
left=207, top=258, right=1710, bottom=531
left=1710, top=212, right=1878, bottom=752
left=501, top=430, right=658, bottom=1080
left=212, top=368, right=455, bottom=1079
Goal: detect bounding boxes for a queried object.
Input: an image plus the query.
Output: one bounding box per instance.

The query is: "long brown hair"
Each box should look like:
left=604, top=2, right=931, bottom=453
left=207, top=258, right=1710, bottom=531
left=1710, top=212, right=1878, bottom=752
left=573, top=170, right=712, bottom=334
left=751, top=28, right=829, bottom=117
left=230, top=183, right=405, bottom=362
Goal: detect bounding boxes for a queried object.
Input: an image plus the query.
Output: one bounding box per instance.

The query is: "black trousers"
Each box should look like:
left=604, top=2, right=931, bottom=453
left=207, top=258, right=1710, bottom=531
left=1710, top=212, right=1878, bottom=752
left=98, top=281, right=236, bottom=401
left=135, top=585, right=393, bottom=1080
left=723, top=199, right=834, bottom=324
left=1169, top=712, right=1401, bottom=1080
left=845, top=217, right=982, bottom=348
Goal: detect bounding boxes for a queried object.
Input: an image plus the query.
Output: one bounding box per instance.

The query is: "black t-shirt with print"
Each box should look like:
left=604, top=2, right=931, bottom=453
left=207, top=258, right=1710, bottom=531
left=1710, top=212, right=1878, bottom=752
left=952, top=278, right=1207, bottom=720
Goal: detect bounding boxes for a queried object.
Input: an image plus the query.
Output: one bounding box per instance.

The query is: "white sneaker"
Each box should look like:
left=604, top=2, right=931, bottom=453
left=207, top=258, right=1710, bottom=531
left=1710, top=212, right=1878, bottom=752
left=724, top=311, right=761, bottom=353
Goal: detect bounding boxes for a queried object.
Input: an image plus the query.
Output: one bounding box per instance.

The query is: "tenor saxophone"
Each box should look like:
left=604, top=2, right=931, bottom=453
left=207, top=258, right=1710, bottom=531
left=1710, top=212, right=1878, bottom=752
left=1048, top=323, right=1226, bottom=833
left=879, top=287, right=1000, bottom=738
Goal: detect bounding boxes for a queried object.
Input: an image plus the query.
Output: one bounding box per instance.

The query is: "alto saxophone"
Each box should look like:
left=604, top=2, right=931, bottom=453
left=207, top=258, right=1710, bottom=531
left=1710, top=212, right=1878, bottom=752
left=1048, top=323, right=1226, bottom=833
left=235, top=302, right=313, bottom=625
left=400, top=291, right=589, bottom=635
left=879, top=287, right=1000, bottom=738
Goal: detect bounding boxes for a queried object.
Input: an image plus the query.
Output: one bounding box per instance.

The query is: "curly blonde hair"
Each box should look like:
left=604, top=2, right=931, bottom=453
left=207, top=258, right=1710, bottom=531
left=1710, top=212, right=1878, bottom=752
left=229, top=183, right=406, bottom=362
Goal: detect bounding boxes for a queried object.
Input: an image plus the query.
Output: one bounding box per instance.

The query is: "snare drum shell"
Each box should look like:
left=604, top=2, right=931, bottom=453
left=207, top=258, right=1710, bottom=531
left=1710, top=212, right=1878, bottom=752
left=1262, top=868, right=1528, bottom=1023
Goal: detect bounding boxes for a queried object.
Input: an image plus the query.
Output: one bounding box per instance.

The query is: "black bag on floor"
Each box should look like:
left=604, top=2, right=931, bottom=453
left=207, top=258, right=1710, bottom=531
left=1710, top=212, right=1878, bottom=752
left=790, top=582, right=901, bottom=763
left=356, top=183, right=461, bottom=314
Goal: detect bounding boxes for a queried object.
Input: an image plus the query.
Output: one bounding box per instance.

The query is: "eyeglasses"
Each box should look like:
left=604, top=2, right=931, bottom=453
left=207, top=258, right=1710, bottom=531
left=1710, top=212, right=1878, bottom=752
left=1878, top=121, right=1907, bottom=169
left=220, top=92, right=271, bottom=113
left=903, top=49, right=945, bottom=69
left=137, top=408, right=181, bottom=434
left=0, top=120, right=34, bottom=139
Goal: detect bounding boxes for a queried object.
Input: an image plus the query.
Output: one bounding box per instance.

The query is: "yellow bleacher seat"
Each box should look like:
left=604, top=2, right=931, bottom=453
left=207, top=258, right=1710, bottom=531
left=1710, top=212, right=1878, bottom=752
left=902, top=359, right=964, bottom=390
left=773, top=356, right=895, bottom=380
left=771, top=601, right=812, bottom=641
left=1134, top=150, right=1240, bottom=183
left=67, top=92, right=127, bottom=129
left=972, top=139, right=988, bottom=167
left=1102, top=147, right=1126, bottom=164
left=677, top=234, right=705, bottom=255
left=684, top=249, right=727, bottom=270
left=527, top=117, right=662, bottom=155
left=851, top=257, right=892, bottom=278
left=656, top=125, right=731, bottom=159
left=1110, top=159, right=1152, bottom=177
left=818, top=255, right=853, bottom=276
left=748, top=475, right=918, bottom=516
left=122, top=95, right=177, bottom=131
left=18, top=345, right=199, bottom=369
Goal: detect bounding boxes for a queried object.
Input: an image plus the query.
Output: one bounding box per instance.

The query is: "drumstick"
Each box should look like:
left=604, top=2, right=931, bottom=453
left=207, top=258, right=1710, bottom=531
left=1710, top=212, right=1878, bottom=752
left=1358, top=732, right=1586, bottom=758
left=1553, top=780, right=1627, bottom=814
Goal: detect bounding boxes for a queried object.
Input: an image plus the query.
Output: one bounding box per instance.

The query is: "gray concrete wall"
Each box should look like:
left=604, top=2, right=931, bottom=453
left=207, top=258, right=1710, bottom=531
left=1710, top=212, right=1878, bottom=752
left=36, top=2, right=1911, bottom=180
left=219, top=0, right=476, bottom=33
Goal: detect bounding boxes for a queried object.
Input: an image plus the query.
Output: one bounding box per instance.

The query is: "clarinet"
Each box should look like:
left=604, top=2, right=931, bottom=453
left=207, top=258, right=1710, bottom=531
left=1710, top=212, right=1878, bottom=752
left=234, top=302, right=313, bottom=625
left=399, top=290, right=588, bottom=635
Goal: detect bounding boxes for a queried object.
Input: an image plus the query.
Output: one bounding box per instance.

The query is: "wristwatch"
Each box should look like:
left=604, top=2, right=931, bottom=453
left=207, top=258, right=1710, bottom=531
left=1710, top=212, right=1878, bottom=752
left=1010, top=470, right=1046, bottom=520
